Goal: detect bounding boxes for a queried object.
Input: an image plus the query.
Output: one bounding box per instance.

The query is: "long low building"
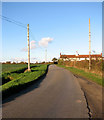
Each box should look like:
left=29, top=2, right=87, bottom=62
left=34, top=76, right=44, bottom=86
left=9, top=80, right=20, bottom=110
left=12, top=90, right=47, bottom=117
left=60, top=53, right=103, bottom=61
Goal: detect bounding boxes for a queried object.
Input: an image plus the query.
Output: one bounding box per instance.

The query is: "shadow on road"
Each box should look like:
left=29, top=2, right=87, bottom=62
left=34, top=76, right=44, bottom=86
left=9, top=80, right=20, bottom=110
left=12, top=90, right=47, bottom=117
left=3, top=65, right=49, bottom=105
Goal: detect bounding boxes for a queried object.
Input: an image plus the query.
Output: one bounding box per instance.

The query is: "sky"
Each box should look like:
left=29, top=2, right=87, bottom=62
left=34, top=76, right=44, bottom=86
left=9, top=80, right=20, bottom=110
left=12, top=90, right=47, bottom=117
left=1, top=2, right=102, bottom=63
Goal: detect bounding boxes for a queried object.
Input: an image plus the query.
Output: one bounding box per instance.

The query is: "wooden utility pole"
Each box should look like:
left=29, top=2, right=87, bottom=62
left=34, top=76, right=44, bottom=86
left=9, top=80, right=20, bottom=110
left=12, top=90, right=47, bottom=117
left=45, top=48, right=47, bottom=63
left=89, top=18, right=91, bottom=70
left=27, top=24, right=31, bottom=71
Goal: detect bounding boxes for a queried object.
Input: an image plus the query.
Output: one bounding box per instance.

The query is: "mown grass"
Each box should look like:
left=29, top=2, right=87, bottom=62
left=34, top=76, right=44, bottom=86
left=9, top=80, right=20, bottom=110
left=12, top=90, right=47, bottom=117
left=2, top=64, right=27, bottom=73
left=57, top=64, right=103, bottom=86
left=0, top=64, right=48, bottom=99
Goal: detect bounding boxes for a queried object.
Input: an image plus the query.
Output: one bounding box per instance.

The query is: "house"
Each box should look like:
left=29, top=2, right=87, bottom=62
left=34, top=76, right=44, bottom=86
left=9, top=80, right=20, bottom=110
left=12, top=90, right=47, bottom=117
left=60, top=53, right=102, bottom=61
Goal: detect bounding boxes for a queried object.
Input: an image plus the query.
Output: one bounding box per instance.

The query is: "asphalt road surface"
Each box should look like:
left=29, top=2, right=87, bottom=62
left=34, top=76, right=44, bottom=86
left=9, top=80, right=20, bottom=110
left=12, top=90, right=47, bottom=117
left=3, top=65, right=89, bottom=118
left=76, top=74, right=102, bottom=118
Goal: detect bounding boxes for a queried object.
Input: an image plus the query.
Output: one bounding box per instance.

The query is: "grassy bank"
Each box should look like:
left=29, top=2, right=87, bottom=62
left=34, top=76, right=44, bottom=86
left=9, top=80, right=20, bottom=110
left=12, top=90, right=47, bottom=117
left=1, top=64, right=49, bottom=99
left=57, top=64, right=103, bottom=86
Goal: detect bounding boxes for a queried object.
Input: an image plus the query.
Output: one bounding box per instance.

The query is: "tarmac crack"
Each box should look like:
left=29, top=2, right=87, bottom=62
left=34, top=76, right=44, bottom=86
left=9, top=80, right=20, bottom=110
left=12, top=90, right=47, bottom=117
left=73, top=74, right=92, bottom=119
left=81, top=87, right=92, bottom=120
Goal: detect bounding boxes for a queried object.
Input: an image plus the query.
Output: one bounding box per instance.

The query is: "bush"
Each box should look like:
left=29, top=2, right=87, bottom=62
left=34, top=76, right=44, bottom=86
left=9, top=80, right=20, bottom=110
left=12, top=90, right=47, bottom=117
left=58, top=59, right=102, bottom=73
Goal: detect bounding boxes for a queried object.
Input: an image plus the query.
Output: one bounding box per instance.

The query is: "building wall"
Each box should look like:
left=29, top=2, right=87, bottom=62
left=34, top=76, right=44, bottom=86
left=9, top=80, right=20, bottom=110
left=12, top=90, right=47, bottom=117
left=60, top=57, right=102, bottom=61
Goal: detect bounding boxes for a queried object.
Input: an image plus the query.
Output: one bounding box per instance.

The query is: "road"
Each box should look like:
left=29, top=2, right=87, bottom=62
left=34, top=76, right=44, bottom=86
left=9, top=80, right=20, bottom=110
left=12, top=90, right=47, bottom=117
left=75, top=74, right=102, bottom=118
left=3, top=65, right=89, bottom=118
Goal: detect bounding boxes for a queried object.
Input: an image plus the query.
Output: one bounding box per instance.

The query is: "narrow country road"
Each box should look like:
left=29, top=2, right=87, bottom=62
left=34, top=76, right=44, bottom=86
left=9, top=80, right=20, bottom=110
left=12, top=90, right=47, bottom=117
left=3, top=65, right=89, bottom=118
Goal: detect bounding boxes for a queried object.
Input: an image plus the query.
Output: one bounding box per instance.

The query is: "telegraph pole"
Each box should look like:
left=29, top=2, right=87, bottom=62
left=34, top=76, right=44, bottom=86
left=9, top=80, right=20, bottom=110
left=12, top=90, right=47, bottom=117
left=27, top=24, right=31, bottom=71
left=45, top=48, right=47, bottom=63
left=89, top=18, right=91, bottom=70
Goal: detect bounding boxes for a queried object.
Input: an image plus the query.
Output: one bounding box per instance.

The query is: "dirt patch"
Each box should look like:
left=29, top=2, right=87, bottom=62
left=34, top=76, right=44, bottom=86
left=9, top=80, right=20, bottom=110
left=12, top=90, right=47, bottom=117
left=24, top=69, right=31, bottom=72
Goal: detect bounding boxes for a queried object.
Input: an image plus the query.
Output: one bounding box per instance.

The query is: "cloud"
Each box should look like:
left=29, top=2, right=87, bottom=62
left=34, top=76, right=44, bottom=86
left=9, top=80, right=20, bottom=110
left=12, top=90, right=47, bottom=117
left=30, top=41, right=36, bottom=49
left=22, top=40, right=36, bottom=52
left=39, top=37, right=53, bottom=47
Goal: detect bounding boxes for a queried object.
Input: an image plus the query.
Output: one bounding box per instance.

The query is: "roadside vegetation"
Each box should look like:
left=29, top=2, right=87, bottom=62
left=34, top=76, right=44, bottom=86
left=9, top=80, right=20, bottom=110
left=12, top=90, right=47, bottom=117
left=0, top=64, right=48, bottom=99
left=57, top=59, right=103, bottom=86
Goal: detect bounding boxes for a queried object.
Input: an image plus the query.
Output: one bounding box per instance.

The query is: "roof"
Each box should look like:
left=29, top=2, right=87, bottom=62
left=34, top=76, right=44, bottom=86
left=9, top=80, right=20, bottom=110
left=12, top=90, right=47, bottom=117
left=60, top=54, right=102, bottom=58
left=60, top=55, right=76, bottom=58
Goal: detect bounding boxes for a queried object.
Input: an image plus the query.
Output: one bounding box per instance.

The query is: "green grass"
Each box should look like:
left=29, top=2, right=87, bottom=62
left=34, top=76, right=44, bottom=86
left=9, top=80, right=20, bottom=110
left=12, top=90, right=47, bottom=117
left=1, top=64, right=32, bottom=85
left=0, top=64, right=48, bottom=99
left=2, top=64, right=28, bottom=73
left=57, top=64, right=103, bottom=86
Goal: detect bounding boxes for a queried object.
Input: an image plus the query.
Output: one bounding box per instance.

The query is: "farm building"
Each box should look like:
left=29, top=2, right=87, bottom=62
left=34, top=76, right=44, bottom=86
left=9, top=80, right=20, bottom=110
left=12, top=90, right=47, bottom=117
left=60, top=53, right=103, bottom=61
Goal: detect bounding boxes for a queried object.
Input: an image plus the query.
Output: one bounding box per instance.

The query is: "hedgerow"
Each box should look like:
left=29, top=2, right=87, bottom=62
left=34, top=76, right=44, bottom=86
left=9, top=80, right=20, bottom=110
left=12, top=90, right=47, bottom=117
left=0, top=64, right=48, bottom=99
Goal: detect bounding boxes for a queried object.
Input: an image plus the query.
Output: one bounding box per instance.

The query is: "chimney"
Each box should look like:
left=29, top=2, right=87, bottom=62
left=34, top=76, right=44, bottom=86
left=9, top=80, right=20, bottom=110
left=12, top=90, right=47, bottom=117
left=76, top=51, right=79, bottom=56
left=60, top=53, right=61, bottom=58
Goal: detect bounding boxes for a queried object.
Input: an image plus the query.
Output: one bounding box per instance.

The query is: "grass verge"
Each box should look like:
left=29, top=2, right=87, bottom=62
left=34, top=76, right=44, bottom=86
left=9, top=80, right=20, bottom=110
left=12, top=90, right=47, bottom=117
left=57, top=64, right=103, bottom=86
left=1, top=64, right=49, bottom=99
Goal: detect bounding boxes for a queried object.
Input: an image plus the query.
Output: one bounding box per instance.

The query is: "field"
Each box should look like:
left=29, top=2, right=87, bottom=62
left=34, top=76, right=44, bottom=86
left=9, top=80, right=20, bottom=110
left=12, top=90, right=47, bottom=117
left=0, top=64, right=48, bottom=99
left=2, top=64, right=27, bottom=73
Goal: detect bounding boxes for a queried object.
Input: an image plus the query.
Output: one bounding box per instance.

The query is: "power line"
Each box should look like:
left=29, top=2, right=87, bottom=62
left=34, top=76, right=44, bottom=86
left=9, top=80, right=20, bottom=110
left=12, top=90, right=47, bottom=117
left=2, top=18, right=27, bottom=29
left=1, top=15, right=39, bottom=46
left=0, top=15, right=27, bottom=26
left=0, top=15, right=38, bottom=42
left=0, top=15, right=27, bottom=29
left=1, top=15, right=37, bottom=41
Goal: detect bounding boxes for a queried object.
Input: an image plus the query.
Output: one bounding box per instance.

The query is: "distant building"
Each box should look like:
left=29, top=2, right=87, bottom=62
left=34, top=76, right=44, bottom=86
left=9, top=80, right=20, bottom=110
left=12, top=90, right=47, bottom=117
left=60, top=53, right=103, bottom=61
